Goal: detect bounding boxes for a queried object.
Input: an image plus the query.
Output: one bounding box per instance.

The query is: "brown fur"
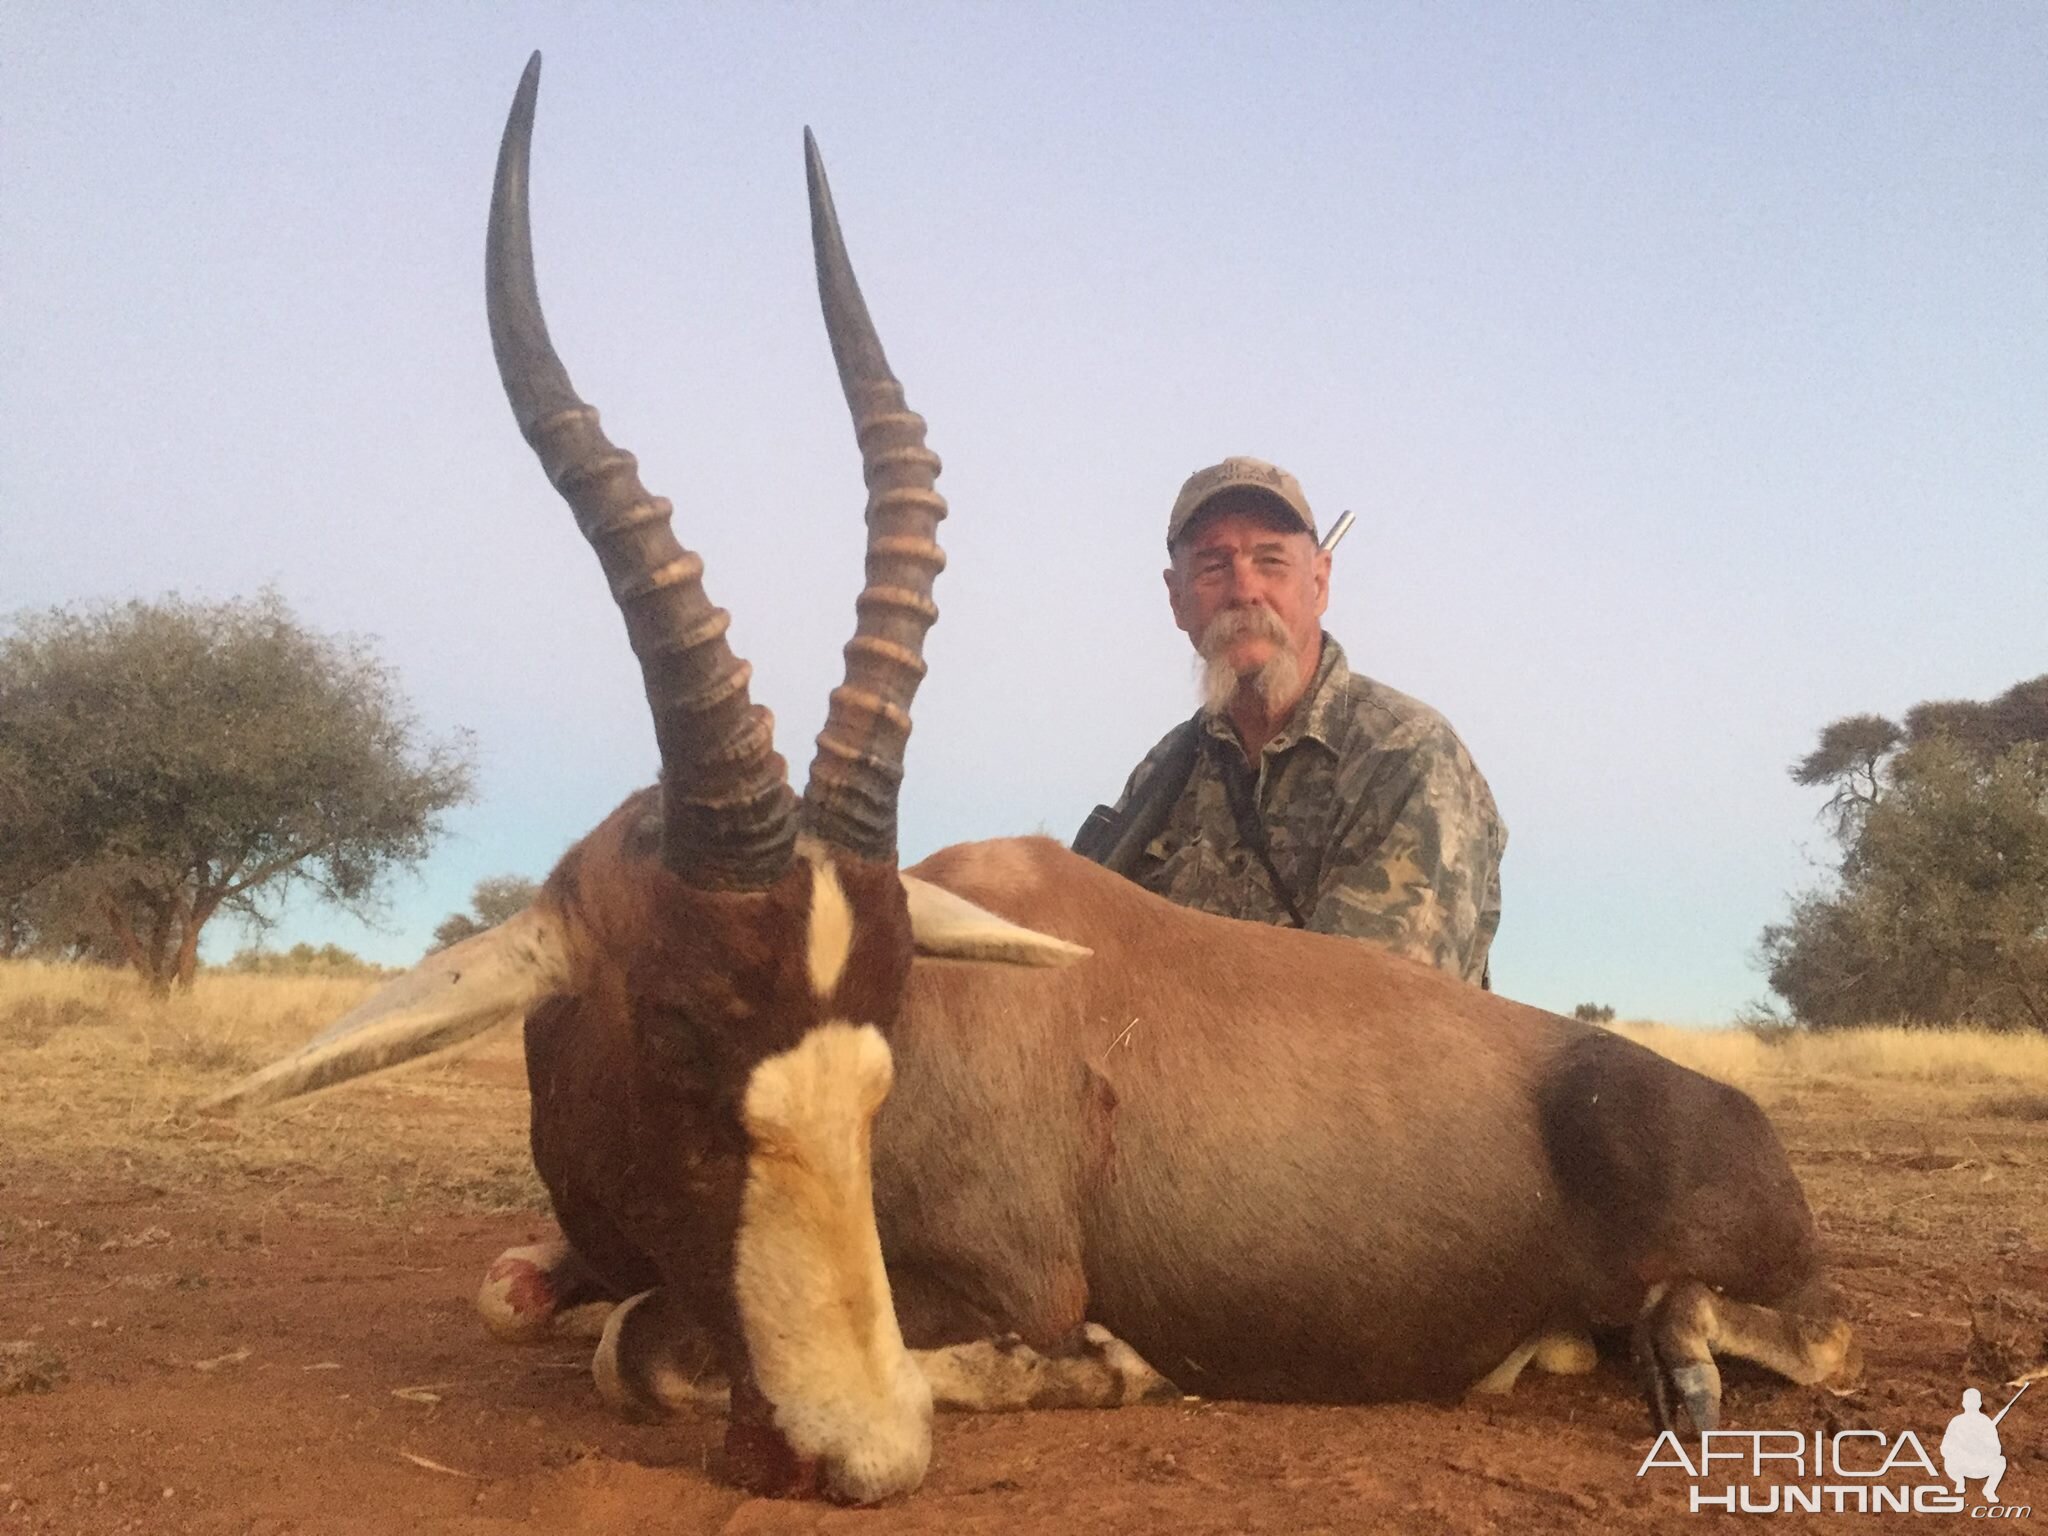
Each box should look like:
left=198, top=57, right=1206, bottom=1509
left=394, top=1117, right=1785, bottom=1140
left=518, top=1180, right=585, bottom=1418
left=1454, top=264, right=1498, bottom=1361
left=529, top=808, right=1843, bottom=1418
left=524, top=793, right=916, bottom=1408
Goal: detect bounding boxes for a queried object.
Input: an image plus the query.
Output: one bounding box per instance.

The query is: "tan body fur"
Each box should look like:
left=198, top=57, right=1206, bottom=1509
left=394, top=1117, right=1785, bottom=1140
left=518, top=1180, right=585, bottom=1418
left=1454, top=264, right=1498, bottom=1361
left=883, top=838, right=1823, bottom=1400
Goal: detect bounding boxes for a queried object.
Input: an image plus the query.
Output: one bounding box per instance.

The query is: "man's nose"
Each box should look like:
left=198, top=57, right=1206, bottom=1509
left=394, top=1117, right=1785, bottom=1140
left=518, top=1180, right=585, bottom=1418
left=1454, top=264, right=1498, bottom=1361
left=1226, top=558, right=1263, bottom=601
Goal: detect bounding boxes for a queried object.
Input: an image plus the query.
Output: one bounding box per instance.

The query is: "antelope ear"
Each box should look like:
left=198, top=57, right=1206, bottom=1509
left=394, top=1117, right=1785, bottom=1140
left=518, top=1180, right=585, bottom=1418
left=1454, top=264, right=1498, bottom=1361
left=197, top=905, right=572, bottom=1113
left=902, top=875, right=1090, bottom=967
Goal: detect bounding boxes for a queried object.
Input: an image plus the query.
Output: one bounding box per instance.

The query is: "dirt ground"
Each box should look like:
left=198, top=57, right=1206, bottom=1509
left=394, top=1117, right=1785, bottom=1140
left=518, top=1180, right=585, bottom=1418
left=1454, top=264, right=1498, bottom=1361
left=3, top=1004, right=2045, bottom=1535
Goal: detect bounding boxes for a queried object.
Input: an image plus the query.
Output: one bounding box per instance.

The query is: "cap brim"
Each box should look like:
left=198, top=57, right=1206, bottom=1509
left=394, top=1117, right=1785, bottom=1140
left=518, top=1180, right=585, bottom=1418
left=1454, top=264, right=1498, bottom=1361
left=1170, top=486, right=1315, bottom=546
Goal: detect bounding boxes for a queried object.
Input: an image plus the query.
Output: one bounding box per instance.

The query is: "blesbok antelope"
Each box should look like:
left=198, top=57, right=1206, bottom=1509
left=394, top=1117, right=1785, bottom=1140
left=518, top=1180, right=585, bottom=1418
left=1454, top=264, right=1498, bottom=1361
left=209, top=55, right=1861, bottom=1505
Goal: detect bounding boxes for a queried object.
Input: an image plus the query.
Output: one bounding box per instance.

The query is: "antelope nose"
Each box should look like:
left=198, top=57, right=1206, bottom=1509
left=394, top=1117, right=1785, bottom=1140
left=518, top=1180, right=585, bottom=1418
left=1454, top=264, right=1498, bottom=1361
left=723, top=1379, right=932, bottom=1504
left=820, top=1417, right=933, bottom=1505
left=820, top=1367, right=933, bottom=1504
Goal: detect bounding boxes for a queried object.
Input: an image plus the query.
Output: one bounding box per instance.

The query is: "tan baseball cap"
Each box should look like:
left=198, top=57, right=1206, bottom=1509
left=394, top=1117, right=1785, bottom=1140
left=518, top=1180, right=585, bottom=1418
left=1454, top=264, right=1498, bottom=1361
left=1166, top=456, right=1317, bottom=549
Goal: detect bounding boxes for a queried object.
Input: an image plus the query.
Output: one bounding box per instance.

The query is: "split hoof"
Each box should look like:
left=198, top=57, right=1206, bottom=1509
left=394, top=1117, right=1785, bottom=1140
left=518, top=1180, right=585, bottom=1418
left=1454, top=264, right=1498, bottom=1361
left=1670, top=1361, right=1722, bottom=1434
left=1080, top=1322, right=1180, bottom=1404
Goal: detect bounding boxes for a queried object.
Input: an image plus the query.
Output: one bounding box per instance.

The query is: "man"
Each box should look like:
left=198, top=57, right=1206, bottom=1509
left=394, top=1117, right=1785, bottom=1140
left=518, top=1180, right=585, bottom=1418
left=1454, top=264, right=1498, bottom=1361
left=1940, top=1388, right=2010, bottom=1504
left=1074, top=457, right=1506, bottom=985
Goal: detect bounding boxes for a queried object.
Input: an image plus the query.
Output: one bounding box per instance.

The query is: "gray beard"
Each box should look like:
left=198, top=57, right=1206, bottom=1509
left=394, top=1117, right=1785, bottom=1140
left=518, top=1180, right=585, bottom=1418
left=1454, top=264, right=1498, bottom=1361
left=1195, top=612, right=1304, bottom=719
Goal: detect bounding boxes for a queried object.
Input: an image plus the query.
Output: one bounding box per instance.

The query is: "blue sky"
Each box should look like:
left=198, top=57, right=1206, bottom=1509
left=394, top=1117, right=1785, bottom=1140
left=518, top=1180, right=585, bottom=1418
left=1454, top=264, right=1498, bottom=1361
left=4, top=5, right=2043, bottom=1021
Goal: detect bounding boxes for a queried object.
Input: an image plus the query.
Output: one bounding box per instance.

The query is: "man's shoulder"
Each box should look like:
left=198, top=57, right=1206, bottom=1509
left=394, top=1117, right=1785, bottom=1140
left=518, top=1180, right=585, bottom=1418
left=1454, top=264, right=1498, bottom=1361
left=1114, top=712, right=1203, bottom=806
left=1326, top=660, right=1463, bottom=755
left=1134, top=713, right=1201, bottom=771
left=1317, top=650, right=1503, bottom=830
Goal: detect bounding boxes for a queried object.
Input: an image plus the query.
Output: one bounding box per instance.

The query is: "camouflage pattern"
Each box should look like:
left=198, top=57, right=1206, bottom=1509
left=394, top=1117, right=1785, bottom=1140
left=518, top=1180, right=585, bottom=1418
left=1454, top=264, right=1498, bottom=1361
left=1098, top=637, right=1506, bottom=983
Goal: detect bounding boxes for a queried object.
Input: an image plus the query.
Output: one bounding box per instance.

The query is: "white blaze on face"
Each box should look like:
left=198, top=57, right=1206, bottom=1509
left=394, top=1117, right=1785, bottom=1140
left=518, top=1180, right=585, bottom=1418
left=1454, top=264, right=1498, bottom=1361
left=805, top=860, right=855, bottom=999
left=731, top=866, right=930, bottom=1502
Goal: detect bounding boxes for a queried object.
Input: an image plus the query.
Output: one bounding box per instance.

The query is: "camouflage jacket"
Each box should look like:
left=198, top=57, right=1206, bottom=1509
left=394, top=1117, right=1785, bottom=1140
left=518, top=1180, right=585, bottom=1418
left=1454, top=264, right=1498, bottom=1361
left=1090, top=637, right=1506, bottom=983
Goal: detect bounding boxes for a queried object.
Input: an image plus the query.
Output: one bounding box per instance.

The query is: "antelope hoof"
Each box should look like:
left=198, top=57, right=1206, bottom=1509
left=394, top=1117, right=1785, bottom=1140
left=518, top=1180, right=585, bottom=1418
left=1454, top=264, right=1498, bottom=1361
left=1819, top=1321, right=1863, bottom=1391
left=1080, top=1322, right=1180, bottom=1404
left=1671, top=1361, right=1721, bottom=1434
left=1633, top=1325, right=1679, bottom=1432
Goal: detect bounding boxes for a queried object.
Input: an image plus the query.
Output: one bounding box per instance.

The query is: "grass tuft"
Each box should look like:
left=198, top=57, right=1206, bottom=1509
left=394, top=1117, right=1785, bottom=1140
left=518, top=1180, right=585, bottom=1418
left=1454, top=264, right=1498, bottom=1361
left=1976, top=1091, right=2048, bottom=1122
left=0, top=1340, right=67, bottom=1396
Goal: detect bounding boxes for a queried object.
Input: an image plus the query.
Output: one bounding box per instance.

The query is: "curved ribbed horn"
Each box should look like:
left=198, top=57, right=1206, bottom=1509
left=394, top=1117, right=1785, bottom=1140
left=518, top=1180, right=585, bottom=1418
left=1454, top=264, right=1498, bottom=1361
left=488, top=54, right=795, bottom=889
left=800, top=130, right=948, bottom=861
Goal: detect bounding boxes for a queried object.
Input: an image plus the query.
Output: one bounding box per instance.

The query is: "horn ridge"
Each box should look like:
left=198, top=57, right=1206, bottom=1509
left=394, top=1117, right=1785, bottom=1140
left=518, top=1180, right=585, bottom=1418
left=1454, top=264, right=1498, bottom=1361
left=488, top=54, right=796, bottom=889
left=800, top=130, right=948, bottom=861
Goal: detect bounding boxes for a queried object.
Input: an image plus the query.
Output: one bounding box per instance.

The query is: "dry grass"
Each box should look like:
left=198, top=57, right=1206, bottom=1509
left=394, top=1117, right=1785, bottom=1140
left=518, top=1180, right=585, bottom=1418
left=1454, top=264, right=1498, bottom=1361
left=1613, top=1018, right=2048, bottom=1097
left=0, top=957, right=379, bottom=1061
left=0, top=957, right=542, bottom=1216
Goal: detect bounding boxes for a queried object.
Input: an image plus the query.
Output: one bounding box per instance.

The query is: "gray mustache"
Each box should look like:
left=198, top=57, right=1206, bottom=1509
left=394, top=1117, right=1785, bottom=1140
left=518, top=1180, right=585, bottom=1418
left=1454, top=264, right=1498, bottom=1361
left=1198, top=607, right=1292, bottom=657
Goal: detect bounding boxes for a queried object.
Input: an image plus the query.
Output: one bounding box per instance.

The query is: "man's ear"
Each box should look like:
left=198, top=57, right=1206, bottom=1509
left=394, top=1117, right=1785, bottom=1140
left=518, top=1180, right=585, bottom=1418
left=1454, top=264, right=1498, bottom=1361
left=1164, top=563, right=1195, bottom=636
left=1312, top=546, right=1332, bottom=618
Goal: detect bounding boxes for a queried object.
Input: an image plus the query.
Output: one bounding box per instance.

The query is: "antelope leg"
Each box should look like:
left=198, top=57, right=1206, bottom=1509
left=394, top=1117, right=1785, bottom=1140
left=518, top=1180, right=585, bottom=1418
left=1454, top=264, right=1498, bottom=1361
left=913, top=1323, right=1179, bottom=1411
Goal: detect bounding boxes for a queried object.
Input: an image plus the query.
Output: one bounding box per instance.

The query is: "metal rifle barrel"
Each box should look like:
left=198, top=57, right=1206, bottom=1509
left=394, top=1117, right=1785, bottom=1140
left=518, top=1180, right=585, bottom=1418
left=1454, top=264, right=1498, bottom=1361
left=1991, top=1380, right=2030, bottom=1426
left=1320, top=509, right=1356, bottom=555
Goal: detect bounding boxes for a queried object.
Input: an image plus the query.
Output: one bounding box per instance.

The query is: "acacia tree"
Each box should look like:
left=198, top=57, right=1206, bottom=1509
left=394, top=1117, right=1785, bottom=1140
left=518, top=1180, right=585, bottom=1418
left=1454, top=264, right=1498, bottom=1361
left=430, top=873, right=541, bottom=952
left=1788, top=712, right=1900, bottom=839
left=0, top=593, right=475, bottom=990
left=1765, top=676, right=2048, bottom=1031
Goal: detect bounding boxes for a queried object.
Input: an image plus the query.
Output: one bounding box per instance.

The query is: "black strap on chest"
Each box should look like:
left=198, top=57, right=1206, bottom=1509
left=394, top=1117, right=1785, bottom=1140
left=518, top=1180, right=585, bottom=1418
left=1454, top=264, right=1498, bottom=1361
left=1218, top=756, right=1309, bottom=929
left=1073, top=715, right=1203, bottom=876
left=1077, top=716, right=1310, bottom=930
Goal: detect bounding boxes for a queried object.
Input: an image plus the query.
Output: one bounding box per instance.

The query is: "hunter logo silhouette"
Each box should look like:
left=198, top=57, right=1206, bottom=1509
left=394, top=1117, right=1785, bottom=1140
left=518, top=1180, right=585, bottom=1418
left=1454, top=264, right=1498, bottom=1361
left=1942, top=1382, right=2026, bottom=1505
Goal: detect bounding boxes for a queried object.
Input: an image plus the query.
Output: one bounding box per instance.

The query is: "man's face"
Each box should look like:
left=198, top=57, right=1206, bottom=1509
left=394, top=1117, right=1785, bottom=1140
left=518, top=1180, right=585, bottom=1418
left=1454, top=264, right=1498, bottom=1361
left=1165, top=499, right=1330, bottom=689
